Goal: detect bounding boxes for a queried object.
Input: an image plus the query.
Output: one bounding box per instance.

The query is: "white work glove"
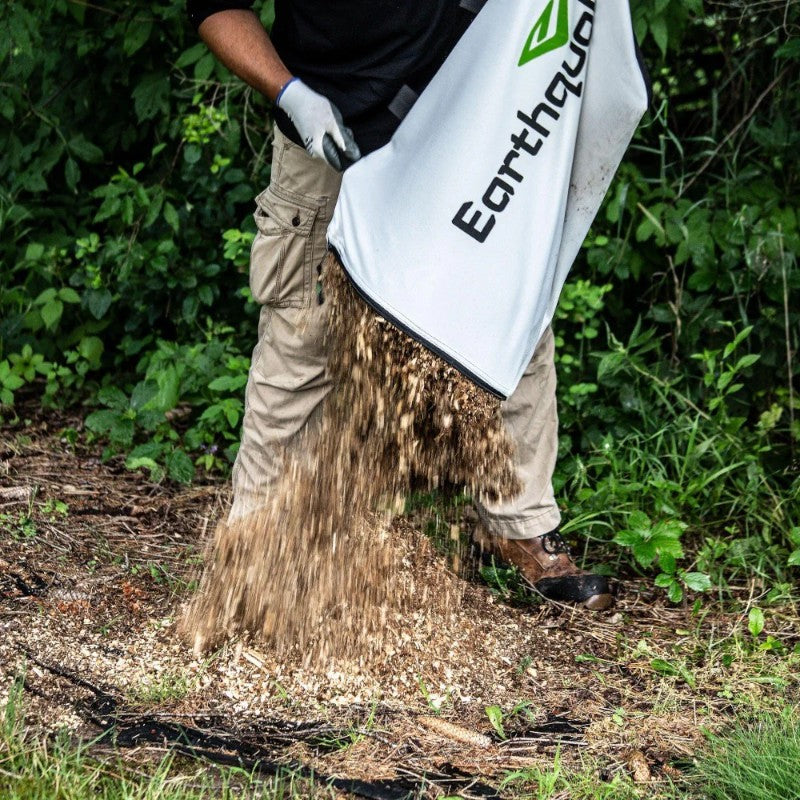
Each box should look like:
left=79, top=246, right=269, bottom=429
left=276, top=77, right=361, bottom=171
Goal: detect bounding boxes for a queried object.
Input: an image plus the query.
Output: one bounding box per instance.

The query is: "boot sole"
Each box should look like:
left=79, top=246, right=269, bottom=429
left=583, top=592, right=614, bottom=611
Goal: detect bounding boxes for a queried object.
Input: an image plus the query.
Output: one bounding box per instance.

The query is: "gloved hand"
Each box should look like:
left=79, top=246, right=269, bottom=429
left=276, top=77, right=361, bottom=171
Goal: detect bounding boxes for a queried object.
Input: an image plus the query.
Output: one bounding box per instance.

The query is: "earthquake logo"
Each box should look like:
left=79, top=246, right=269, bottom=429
left=519, top=0, right=570, bottom=66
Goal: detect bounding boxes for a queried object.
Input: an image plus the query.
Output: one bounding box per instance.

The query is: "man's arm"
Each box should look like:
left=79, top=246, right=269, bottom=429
left=191, top=6, right=361, bottom=169
left=197, top=9, right=291, bottom=102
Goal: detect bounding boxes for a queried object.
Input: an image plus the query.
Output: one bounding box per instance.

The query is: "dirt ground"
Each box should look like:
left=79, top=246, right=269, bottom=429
left=2, top=407, right=798, bottom=798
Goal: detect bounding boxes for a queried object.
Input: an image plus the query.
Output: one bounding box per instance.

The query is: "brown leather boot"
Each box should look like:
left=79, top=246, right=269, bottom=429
left=474, top=526, right=613, bottom=610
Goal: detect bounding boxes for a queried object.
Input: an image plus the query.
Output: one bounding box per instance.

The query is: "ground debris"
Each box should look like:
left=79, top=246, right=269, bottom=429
left=16, top=651, right=504, bottom=800
left=418, top=715, right=493, bottom=748
left=2, top=383, right=795, bottom=799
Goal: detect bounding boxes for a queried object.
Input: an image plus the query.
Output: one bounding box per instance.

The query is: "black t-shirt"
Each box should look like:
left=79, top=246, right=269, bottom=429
left=187, top=0, right=473, bottom=154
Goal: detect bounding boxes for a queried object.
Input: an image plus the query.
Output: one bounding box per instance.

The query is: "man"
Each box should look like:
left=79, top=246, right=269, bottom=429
left=186, top=0, right=612, bottom=610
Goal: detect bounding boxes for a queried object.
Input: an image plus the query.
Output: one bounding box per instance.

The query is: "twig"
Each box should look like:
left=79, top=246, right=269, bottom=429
left=779, top=228, right=796, bottom=454
left=679, top=67, right=788, bottom=197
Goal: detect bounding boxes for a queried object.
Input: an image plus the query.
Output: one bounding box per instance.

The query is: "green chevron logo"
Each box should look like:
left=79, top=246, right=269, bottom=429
left=518, top=0, right=570, bottom=66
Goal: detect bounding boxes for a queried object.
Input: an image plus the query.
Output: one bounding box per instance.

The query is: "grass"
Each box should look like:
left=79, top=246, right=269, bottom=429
left=498, top=750, right=671, bottom=800
left=127, top=669, right=194, bottom=707
left=498, top=710, right=800, bottom=800
left=691, top=708, right=800, bottom=800
left=0, top=680, right=329, bottom=800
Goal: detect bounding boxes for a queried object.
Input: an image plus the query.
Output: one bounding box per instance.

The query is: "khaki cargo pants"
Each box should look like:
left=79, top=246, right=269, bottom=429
left=230, top=127, right=562, bottom=539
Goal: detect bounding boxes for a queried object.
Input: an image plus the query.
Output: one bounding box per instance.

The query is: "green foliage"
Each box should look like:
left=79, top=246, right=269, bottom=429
left=499, top=750, right=646, bottom=800
left=614, top=511, right=713, bottom=603
left=0, top=0, right=269, bottom=472
left=550, top=0, right=800, bottom=592
left=1, top=0, right=798, bottom=597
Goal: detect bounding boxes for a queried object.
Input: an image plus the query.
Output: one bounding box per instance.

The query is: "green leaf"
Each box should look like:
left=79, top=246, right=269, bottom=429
left=86, top=288, right=113, bottom=320
left=166, top=449, right=195, bottom=484
left=658, top=553, right=676, bottom=574
left=208, top=374, right=248, bottom=392
left=133, top=72, right=170, bottom=122
left=25, top=243, right=45, bottom=261
left=654, top=573, right=673, bottom=588
left=175, top=41, right=207, bottom=69
left=125, top=455, right=159, bottom=472
left=197, top=284, right=214, bottom=305
left=58, top=287, right=81, bottom=304
left=683, top=572, right=712, bottom=592
left=650, top=658, right=679, bottom=677
left=735, top=354, right=760, bottom=371
left=1, top=373, right=25, bottom=392
left=194, top=52, right=216, bottom=81
left=40, top=299, right=63, bottom=330
left=627, top=510, right=652, bottom=534
left=748, top=607, right=765, bottom=637
left=224, top=402, right=241, bottom=428
left=123, top=18, right=153, bottom=56
left=35, top=287, right=57, bottom=304
left=667, top=582, right=683, bottom=603
left=164, top=201, right=180, bottom=232
left=65, top=157, right=81, bottom=191
left=723, top=325, right=754, bottom=358
left=597, top=351, right=625, bottom=381
left=650, top=535, right=684, bottom=560
left=183, top=144, right=201, bottom=164
left=485, top=706, right=506, bottom=740
left=85, top=409, right=119, bottom=434
left=632, top=540, right=657, bottom=568
left=788, top=550, right=800, bottom=567
left=77, top=336, right=104, bottom=367
left=649, top=15, right=669, bottom=57
left=182, top=295, right=199, bottom=323
left=128, top=442, right=164, bottom=461
left=97, top=385, right=129, bottom=410
left=130, top=380, right=160, bottom=411
left=151, top=366, right=181, bottom=412
left=717, top=370, right=735, bottom=391
left=651, top=519, right=687, bottom=538
left=776, top=38, right=800, bottom=60
left=110, top=416, right=135, bottom=447
left=68, top=2, right=86, bottom=23
left=68, top=134, right=104, bottom=164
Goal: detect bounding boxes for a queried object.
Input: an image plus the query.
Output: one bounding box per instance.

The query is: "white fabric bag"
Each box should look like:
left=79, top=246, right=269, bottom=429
left=327, top=0, right=650, bottom=398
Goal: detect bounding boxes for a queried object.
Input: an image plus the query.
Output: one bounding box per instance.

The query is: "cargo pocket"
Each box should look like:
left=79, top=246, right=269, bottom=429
left=249, top=185, right=320, bottom=309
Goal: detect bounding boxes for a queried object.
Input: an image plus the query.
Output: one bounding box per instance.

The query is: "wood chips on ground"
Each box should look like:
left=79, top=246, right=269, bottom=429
left=2, top=407, right=799, bottom=797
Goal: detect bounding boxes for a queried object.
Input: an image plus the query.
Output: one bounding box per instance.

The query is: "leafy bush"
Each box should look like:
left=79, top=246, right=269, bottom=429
left=0, top=0, right=797, bottom=597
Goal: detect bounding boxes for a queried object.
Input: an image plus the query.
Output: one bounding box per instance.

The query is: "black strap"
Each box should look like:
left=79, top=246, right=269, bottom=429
left=387, top=84, right=419, bottom=121
left=459, top=0, right=486, bottom=14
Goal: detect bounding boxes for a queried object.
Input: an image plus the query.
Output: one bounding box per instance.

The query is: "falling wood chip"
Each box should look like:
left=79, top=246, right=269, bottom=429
left=182, top=253, right=519, bottom=664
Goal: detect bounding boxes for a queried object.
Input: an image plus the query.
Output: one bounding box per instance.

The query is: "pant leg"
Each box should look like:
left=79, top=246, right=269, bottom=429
left=229, top=128, right=342, bottom=521
left=476, top=326, right=561, bottom=539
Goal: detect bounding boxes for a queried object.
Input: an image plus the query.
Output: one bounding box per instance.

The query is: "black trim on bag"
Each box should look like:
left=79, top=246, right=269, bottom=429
left=632, top=33, right=653, bottom=108
left=328, top=245, right=507, bottom=401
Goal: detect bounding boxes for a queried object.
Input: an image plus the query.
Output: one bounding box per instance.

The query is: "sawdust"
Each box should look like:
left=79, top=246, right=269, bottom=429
left=182, top=253, right=520, bottom=663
